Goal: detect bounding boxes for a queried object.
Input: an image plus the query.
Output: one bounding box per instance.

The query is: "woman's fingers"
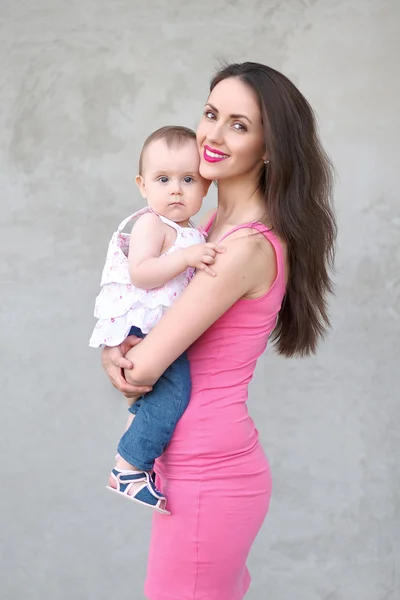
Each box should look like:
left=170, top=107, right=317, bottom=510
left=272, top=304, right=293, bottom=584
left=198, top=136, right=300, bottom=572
left=101, top=342, right=152, bottom=398
left=122, top=335, right=143, bottom=350
left=103, top=348, right=132, bottom=370
left=116, top=356, right=134, bottom=369
left=122, top=385, right=152, bottom=399
left=111, top=368, right=129, bottom=390
left=119, top=335, right=143, bottom=366
left=112, top=367, right=152, bottom=398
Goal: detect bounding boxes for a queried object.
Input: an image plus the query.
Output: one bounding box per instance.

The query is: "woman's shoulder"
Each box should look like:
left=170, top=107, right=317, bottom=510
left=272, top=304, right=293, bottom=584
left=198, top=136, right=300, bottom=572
left=217, top=225, right=287, bottom=297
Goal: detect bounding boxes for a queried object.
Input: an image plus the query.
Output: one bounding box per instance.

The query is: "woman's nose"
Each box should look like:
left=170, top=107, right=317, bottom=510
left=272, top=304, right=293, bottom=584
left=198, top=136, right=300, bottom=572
left=206, top=122, right=224, bottom=145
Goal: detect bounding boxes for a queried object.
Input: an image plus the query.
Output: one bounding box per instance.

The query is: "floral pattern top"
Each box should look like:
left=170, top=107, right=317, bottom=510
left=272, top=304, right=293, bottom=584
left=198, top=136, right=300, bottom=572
left=89, top=207, right=205, bottom=347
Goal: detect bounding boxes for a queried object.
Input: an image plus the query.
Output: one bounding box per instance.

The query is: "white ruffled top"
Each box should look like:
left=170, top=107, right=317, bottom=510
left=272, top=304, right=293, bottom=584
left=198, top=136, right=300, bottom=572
left=89, top=207, right=206, bottom=347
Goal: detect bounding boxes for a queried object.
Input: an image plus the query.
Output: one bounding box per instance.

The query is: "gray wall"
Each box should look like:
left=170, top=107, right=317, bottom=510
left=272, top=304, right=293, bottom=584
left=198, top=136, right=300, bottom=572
left=1, top=1, right=399, bottom=599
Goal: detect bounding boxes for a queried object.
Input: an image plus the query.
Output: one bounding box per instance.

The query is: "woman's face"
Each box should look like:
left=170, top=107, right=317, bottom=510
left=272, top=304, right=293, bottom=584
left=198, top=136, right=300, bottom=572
left=196, top=77, right=266, bottom=182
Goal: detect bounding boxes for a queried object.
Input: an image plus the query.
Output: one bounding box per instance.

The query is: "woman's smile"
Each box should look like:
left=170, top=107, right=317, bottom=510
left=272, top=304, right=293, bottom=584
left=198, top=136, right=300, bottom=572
left=203, top=145, right=230, bottom=162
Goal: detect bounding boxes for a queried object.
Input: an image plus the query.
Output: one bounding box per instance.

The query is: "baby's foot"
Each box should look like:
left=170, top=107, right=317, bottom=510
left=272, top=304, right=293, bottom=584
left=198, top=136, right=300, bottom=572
left=106, top=466, right=170, bottom=515
left=108, top=456, right=141, bottom=489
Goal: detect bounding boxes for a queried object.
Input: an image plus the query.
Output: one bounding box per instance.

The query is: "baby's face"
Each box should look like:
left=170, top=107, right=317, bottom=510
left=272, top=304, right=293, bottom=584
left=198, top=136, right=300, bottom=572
left=136, top=139, right=210, bottom=226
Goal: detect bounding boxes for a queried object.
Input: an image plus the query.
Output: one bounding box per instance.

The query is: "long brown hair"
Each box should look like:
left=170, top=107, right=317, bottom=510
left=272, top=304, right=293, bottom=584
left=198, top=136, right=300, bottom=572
left=210, top=62, right=337, bottom=357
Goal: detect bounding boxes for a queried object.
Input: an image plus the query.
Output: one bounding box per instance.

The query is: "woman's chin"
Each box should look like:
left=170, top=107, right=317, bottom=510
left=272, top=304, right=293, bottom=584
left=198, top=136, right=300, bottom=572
left=199, top=161, right=225, bottom=181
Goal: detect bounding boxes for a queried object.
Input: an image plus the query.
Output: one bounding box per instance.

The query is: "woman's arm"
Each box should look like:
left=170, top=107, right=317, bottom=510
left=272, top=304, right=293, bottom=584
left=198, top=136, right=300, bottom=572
left=101, top=335, right=154, bottom=397
left=123, top=231, right=272, bottom=386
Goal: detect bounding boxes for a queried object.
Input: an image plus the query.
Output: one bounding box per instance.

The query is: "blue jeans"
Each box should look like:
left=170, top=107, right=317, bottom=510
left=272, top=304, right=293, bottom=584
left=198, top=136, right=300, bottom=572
left=117, top=326, right=191, bottom=471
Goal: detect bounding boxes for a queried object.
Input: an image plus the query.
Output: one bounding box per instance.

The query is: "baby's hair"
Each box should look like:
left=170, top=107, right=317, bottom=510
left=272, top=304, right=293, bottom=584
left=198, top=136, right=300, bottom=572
left=138, top=125, right=197, bottom=175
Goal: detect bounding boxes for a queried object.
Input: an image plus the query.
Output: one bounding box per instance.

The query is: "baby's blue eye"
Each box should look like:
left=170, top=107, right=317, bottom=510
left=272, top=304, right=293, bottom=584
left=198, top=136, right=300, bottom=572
left=183, top=176, right=194, bottom=183
left=158, top=176, right=169, bottom=183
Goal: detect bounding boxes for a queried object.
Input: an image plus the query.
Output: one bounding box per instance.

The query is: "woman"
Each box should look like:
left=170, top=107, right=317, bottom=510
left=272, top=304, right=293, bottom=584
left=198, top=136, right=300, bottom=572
left=102, top=62, right=336, bottom=599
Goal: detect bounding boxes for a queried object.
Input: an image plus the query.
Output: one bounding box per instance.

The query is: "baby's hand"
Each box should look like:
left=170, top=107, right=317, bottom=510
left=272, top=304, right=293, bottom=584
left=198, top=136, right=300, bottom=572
left=183, top=242, right=225, bottom=277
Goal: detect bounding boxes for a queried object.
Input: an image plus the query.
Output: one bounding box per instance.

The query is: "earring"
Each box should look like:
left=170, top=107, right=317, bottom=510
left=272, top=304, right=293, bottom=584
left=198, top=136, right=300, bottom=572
left=263, top=160, right=270, bottom=165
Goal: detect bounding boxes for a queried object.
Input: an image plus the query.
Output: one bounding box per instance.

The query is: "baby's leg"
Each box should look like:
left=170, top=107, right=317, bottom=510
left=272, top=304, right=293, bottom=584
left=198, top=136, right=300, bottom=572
left=117, top=352, right=191, bottom=472
left=110, top=403, right=140, bottom=475
left=106, top=360, right=190, bottom=515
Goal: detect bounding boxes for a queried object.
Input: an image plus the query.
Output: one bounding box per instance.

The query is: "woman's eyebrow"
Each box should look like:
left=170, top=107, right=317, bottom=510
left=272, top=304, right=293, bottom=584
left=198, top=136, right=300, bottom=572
left=206, top=102, right=253, bottom=124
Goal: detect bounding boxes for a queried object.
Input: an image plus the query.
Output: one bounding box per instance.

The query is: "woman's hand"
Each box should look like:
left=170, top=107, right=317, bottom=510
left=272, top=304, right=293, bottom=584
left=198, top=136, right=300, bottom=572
left=101, top=335, right=153, bottom=399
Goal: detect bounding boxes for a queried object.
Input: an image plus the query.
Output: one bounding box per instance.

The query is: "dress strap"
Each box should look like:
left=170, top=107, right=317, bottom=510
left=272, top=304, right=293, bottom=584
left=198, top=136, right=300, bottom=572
left=219, top=222, right=286, bottom=289
left=116, top=207, right=151, bottom=232
left=204, top=211, right=217, bottom=233
left=117, top=207, right=196, bottom=234
left=157, top=214, right=183, bottom=232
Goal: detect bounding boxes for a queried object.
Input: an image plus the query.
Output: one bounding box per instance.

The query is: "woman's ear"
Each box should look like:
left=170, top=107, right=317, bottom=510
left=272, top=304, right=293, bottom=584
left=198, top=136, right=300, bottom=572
left=135, top=175, right=146, bottom=198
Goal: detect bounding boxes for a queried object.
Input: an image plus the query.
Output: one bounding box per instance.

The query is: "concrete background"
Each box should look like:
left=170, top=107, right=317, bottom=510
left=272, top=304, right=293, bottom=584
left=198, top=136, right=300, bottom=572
left=1, top=1, right=399, bottom=599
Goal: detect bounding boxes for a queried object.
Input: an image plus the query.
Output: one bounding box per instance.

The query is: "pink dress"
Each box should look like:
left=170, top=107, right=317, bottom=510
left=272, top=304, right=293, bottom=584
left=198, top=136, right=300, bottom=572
left=145, top=216, right=286, bottom=600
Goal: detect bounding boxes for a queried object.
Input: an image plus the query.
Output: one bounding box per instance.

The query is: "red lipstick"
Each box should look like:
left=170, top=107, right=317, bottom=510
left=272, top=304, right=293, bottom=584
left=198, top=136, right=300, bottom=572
left=203, top=145, right=229, bottom=163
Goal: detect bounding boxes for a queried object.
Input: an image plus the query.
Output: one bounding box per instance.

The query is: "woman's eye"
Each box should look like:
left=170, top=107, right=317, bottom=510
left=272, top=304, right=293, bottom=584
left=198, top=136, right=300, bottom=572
left=158, top=176, right=169, bottom=183
left=183, top=176, right=194, bottom=183
left=233, top=122, right=246, bottom=131
left=204, top=110, right=216, bottom=120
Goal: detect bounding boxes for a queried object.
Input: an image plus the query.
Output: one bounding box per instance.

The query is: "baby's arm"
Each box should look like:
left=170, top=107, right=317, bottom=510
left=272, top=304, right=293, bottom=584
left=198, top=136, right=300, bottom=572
left=129, top=213, right=224, bottom=289
left=128, top=213, right=184, bottom=289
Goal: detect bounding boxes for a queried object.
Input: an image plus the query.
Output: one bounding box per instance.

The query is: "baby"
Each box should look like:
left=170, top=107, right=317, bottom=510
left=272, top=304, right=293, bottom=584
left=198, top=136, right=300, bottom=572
left=90, top=126, right=223, bottom=514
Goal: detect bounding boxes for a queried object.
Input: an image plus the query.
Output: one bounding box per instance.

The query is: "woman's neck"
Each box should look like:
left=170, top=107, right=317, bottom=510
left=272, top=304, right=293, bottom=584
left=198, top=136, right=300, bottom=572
left=215, top=175, right=268, bottom=226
